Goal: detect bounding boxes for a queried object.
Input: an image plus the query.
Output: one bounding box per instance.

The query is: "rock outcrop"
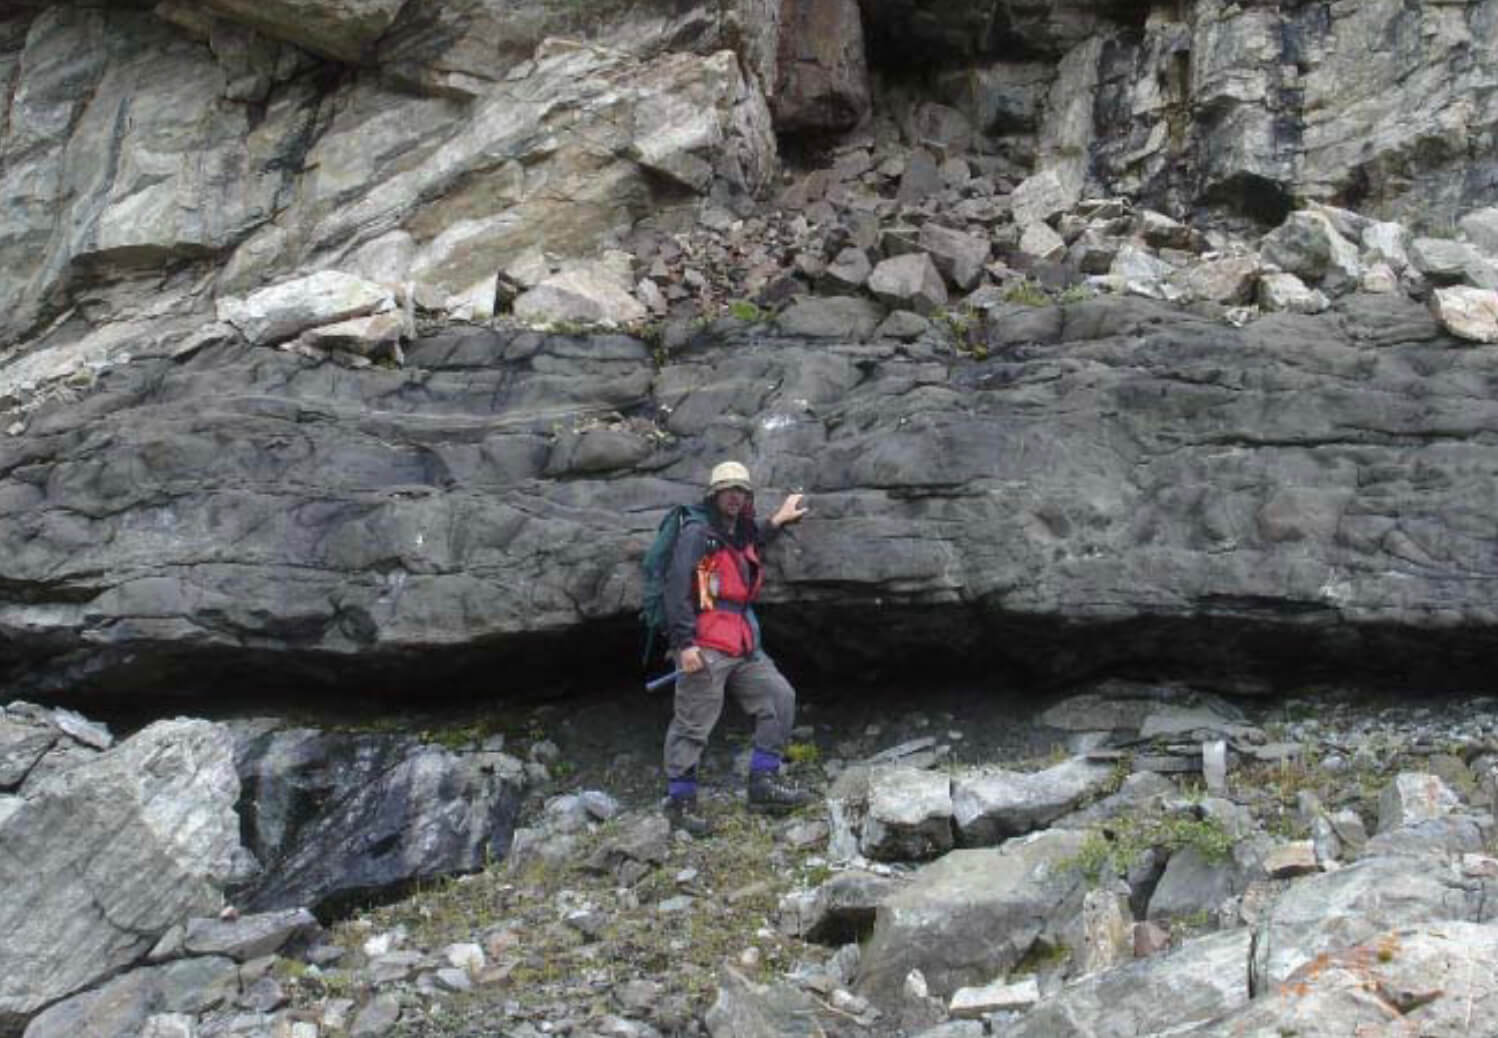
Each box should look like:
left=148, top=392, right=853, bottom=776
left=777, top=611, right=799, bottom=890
left=0, top=718, right=242, bottom=1032
left=7, top=1, right=1498, bottom=698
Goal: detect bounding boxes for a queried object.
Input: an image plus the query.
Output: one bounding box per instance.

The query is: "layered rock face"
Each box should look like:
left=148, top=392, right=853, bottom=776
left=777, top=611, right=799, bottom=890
left=5, top=291, right=1498, bottom=695
left=6, top=0, right=1498, bottom=697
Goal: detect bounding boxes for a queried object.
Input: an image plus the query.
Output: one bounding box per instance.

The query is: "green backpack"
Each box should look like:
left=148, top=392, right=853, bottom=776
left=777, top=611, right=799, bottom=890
left=640, top=503, right=709, bottom=663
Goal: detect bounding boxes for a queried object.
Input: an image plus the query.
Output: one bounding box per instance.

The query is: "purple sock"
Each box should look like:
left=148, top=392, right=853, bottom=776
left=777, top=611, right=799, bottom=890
left=668, top=777, right=698, bottom=800
left=750, top=748, right=781, bottom=774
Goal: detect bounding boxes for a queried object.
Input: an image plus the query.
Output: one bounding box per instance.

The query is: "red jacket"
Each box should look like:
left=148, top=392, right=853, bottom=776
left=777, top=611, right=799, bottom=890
left=691, top=538, right=764, bottom=655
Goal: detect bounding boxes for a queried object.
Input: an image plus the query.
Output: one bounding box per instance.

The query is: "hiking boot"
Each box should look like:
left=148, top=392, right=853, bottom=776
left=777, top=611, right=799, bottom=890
left=747, top=770, right=814, bottom=814
left=664, top=795, right=713, bottom=837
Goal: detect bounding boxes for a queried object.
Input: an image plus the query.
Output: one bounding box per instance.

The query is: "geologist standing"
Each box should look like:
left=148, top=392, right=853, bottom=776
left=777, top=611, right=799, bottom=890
left=662, top=460, right=813, bottom=836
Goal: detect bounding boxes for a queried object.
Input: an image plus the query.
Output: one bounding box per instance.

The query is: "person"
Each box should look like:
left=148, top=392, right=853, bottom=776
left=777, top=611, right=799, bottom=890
left=661, top=460, right=813, bottom=835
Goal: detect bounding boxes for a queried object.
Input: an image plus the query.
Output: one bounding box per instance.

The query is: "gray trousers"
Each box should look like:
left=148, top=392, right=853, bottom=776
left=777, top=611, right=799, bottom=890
left=664, top=648, right=797, bottom=780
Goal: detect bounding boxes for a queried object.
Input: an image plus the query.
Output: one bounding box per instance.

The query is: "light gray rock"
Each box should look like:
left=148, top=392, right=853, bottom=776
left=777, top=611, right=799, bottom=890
left=952, top=758, right=1117, bottom=845
left=1203, top=922, right=1498, bottom=1036
left=1361, top=813, right=1489, bottom=860
left=21, top=956, right=238, bottom=1038
left=860, top=765, right=954, bottom=862
left=513, top=262, right=648, bottom=328
left=822, top=247, right=874, bottom=292
left=47, top=707, right=112, bottom=750
left=182, top=908, right=320, bottom=961
left=1039, top=692, right=1160, bottom=733
left=1378, top=772, right=1461, bottom=833
left=1430, top=286, right=1498, bottom=343
left=949, top=975, right=1039, bottom=1018
left=1006, top=929, right=1251, bottom=1038
left=1257, top=272, right=1330, bottom=314
left=1079, top=886, right=1132, bottom=975
left=1172, top=254, right=1259, bottom=304
left=874, top=310, right=931, bottom=341
left=1249, top=855, right=1496, bottom=993
left=917, top=224, right=990, bottom=291
left=1260, top=210, right=1361, bottom=292
left=856, top=830, right=1091, bottom=1004
left=1019, top=221, right=1066, bottom=262
left=197, top=0, right=407, bottom=64
left=0, top=721, right=241, bottom=1031
left=1108, top=244, right=1179, bottom=299
left=1138, top=702, right=1249, bottom=741
left=1011, top=168, right=1078, bottom=229
left=0, top=718, right=58, bottom=790
left=349, top=993, right=401, bottom=1038
left=1410, top=237, right=1498, bottom=289
left=300, top=312, right=405, bottom=359
left=1362, top=220, right=1411, bottom=272
left=867, top=253, right=948, bottom=315
left=800, top=869, right=903, bottom=945
left=705, top=967, right=823, bottom=1038
left=1263, top=841, right=1319, bottom=878
left=138, top=1014, right=197, bottom=1038
left=218, top=271, right=393, bottom=347
left=1462, top=206, right=1498, bottom=256
left=775, top=295, right=885, bottom=339
left=1146, top=843, right=1260, bottom=927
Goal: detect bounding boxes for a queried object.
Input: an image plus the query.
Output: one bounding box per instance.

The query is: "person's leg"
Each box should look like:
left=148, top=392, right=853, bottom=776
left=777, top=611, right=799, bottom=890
left=729, top=652, right=812, bottom=812
left=663, top=649, right=729, bottom=833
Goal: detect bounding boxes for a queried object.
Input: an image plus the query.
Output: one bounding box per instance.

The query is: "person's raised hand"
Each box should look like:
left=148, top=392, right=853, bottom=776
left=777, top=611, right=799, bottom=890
left=772, top=493, right=808, bottom=528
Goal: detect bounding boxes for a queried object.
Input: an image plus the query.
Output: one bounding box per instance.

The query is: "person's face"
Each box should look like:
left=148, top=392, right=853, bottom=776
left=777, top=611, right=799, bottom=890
left=715, top=487, right=749, bottom=519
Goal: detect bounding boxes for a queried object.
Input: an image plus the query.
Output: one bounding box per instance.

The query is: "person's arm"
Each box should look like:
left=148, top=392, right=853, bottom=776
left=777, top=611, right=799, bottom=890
left=664, top=520, right=710, bottom=659
left=763, top=493, right=807, bottom=539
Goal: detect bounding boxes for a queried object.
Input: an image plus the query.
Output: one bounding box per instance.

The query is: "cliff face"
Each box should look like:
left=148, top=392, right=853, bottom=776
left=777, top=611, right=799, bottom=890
left=6, top=1, right=1495, bottom=353
left=5, top=1, right=1498, bottom=699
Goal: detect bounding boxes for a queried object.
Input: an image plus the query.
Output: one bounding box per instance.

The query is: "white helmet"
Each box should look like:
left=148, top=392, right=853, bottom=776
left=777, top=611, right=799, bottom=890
left=707, top=460, right=752, bottom=494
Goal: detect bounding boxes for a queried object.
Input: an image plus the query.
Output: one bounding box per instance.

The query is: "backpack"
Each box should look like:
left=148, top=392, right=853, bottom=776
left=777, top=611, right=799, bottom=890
left=640, top=503, right=710, bottom=663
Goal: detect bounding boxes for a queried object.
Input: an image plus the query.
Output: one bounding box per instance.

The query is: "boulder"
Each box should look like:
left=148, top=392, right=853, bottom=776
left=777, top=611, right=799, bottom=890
left=1410, top=237, right=1498, bottom=289
left=1249, top=855, right=1496, bottom=993
left=1007, top=929, right=1251, bottom=1037
left=952, top=758, right=1117, bottom=845
left=230, top=726, right=522, bottom=916
left=861, top=765, right=954, bottom=862
left=1430, top=286, right=1498, bottom=343
left=775, top=295, right=885, bottom=339
left=217, top=271, right=393, bottom=347
left=1019, top=221, right=1066, bottom=263
left=1461, top=207, right=1498, bottom=256
left=1257, top=272, right=1330, bottom=314
left=856, top=830, right=1091, bottom=1003
left=0, top=721, right=242, bottom=1030
left=705, top=967, right=825, bottom=1038
left=197, top=0, right=406, bottom=64
left=1011, top=169, right=1078, bottom=229
left=867, top=253, right=948, bottom=315
left=181, top=908, right=321, bottom=961
left=800, top=869, right=903, bottom=945
left=1378, top=772, right=1462, bottom=833
left=1260, top=210, right=1361, bottom=292
left=20, top=956, right=240, bottom=1038
left=917, top=224, right=990, bottom=291
left=1208, top=922, right=1498, bottom=1036
left=513, top=263, right=649, bottom=328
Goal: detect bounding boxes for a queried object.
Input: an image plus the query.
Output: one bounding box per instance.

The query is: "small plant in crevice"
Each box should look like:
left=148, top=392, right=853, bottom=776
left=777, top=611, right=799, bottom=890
left=727, top=299, right=764, bottom=323
left=1065, top=809, right=1236, bottom=883
left=1002, top=279, right=1051, bottom=307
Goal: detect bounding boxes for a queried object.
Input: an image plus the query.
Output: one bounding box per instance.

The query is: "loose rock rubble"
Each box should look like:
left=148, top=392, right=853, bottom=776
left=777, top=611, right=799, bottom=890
left=12, top=682, right=1498, bottom=1036
left=180, top=113, right=1498, bottom=383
